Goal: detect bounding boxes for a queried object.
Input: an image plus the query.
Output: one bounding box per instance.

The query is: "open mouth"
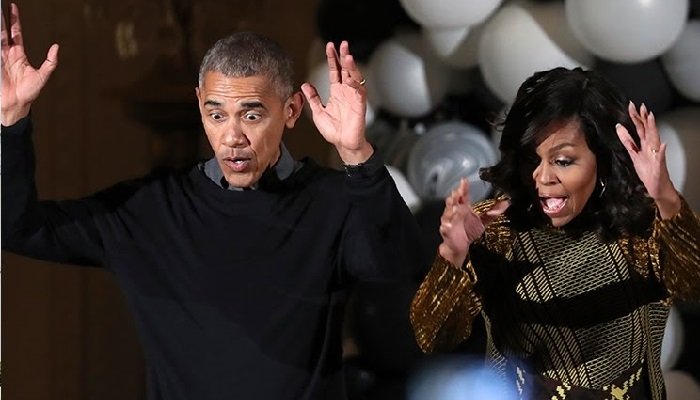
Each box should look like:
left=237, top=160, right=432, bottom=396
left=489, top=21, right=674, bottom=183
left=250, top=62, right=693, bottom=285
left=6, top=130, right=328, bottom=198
left=223, top=157, right=251, bottom=172
left=540, top=196, right=567, bottom=215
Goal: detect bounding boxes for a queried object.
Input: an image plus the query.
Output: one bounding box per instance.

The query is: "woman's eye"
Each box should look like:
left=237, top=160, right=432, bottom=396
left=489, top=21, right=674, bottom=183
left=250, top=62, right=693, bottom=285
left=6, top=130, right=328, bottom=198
left=554, top=158, right=573, bottom=167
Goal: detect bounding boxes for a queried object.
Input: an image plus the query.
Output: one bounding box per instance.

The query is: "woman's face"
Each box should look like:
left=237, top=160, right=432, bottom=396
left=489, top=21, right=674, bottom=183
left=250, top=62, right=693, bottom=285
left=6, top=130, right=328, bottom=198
left=531, top=119, right=598, bottom=228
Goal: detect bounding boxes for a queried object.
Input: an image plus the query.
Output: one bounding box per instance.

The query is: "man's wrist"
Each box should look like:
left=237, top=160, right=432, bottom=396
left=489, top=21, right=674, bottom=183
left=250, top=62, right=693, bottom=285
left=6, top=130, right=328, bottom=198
left=342, top=144, right=381, bottom=178
left=2, top=105, right=31, bottom=127
left=337, top=142, right=374, bottom=166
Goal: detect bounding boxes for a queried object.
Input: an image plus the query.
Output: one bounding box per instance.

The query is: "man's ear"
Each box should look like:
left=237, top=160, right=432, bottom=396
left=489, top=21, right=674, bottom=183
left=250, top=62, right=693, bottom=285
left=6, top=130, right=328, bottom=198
left=285, top=91, right=305, bottom=129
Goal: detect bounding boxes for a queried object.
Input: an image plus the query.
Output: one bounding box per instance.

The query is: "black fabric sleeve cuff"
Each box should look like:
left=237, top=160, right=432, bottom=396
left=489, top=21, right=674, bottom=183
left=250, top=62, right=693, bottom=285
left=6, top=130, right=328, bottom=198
left=342, top=145, right=383, bottom=179
left=1, top=115, right=32, bottom=133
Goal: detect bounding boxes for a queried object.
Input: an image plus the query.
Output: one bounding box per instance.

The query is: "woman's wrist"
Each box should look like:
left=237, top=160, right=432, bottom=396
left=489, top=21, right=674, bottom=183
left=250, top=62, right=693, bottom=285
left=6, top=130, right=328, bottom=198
left=438, top=243, right=467, bottom=268
left=654, top=184, right=681, bottom=220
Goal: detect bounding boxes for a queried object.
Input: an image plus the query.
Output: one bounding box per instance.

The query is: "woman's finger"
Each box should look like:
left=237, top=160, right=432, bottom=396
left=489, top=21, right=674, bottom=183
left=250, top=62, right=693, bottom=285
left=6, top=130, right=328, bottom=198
left=616, top=123, right=639, bottom=154
left=645, top=111, right=661, bottom=152
left=628, top=101, right=646, bottom=143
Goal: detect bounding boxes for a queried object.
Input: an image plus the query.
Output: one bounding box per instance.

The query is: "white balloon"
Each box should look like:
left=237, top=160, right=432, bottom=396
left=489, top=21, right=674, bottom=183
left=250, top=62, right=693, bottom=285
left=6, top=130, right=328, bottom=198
left=657, top=122, right=687, bottom=195
left=664, top=370, right=700, bottom=400
left=661, top=307, right=685, bottom=371
left=565, top=0, right=689, bottom=63
left=662, top=21, right=700, bottom=102
left=307, top=62, right=331, bottom=105
left=369, top=33, right=449, bottom=118
left=386, top=165, right=423, bottom=214
left=478, top=3, right=593, bottom=103
left=305, top=61, right=378, bottom=126
left=659, top=108, right=700, bottom=211
left=400, top=0, right=503, bottom=28
left=407, top=121, right=497, bottom=201
left=424, top=24, right=484, bottom=69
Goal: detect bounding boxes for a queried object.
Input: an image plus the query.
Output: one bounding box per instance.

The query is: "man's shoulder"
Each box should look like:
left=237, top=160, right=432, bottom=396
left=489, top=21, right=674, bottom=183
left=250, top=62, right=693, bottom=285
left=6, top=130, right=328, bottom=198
left=294, top=157, right=345, bottom=183
left=91, top=165, right=194, bottom=208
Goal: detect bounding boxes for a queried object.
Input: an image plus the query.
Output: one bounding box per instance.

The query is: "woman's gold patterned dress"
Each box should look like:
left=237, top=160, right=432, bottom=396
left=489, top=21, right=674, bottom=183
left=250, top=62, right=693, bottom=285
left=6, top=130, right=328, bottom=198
left=410, top=198, right=700, bottom=400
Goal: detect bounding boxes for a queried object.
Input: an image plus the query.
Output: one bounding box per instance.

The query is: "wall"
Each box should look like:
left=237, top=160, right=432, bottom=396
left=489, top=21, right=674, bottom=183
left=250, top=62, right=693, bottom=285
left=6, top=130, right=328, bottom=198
left=2, top=0, right=323, bottom=398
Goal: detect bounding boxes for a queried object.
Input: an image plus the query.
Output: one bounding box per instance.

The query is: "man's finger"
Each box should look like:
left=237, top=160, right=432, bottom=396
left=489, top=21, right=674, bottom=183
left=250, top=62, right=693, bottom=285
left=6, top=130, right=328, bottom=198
left=9, top=3, right=22, bottom=46
left=38, top=43, right=59, bottom=79
left=339, top=41, right=364, bottom=88
left=325, top=42, right=341, bottom=85
left=301, top=82, right=324, bottom=115
left=1, top=6, right=8, bottom=49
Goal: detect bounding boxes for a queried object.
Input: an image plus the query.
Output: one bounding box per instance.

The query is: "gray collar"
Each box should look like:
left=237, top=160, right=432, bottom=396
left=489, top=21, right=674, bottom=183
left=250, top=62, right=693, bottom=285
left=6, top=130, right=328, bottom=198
left=202, top=144, right=297, bottom=190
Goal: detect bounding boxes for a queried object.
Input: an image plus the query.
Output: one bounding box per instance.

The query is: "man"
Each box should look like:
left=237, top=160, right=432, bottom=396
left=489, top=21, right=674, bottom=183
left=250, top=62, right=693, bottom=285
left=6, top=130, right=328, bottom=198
left=1, top=4, right=426, bottom=399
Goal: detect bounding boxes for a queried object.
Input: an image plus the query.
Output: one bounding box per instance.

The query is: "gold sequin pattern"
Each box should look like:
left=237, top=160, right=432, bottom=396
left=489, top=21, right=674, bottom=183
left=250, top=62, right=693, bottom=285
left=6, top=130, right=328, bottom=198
left=410, top=198, right=514, bottom=354
left=409, top=196, right=699, bottom=399
left=653, top=196, right=700, bottom=301
left=409, top=254, right=482, bottom=353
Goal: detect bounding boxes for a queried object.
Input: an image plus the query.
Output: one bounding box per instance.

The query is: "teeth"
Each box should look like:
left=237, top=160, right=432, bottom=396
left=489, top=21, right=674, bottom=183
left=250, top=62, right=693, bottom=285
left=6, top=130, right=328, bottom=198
left=542, top=197, right=566, bottom=212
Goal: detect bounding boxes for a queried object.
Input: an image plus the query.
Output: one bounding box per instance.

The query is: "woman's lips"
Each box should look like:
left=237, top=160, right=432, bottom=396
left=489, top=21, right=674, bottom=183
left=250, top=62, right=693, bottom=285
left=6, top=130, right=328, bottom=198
left=540, top=196, right=567, bottom=215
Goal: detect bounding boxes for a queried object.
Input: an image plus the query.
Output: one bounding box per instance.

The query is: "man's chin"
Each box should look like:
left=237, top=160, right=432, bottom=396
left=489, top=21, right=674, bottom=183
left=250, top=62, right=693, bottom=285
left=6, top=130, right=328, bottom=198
left=224, top=174, right=258, bottom=189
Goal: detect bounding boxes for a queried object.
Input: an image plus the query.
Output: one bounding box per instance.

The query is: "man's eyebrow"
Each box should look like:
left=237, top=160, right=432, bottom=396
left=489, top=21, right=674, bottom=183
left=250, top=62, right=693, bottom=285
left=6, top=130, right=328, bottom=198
left=241, top=100, right=265, bottom=110
left=203, top=99, right=223, bottom=107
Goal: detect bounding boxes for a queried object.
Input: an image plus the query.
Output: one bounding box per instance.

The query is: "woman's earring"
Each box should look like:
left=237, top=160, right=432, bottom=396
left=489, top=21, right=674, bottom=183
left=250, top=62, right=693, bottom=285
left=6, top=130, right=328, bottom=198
left=599, top=179, right=606, bottom=198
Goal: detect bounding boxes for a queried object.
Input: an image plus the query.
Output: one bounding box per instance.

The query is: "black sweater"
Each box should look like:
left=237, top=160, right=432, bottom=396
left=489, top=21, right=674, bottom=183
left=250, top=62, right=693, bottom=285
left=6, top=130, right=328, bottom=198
left=2, top=118, right=427, bottom=400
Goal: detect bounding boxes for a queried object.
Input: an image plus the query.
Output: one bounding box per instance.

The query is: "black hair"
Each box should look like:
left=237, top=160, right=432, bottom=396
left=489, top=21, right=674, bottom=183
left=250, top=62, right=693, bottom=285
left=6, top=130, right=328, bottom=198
left=198, top=32, right=294, bottom=99
left=481, top=67, right=654, bottom=240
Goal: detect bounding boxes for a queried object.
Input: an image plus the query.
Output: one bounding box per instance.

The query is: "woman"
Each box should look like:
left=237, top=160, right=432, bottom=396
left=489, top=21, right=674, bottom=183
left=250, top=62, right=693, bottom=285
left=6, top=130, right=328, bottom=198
left=410, top=67, right=700, bottom=399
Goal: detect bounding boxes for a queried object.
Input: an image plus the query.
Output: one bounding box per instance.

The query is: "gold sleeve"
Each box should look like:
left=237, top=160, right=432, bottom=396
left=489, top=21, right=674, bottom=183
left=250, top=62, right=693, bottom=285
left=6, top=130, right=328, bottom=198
left=409, top=253, right=482, bottom=353
left=652, top=196, right=700, bottom=301
left=409, top=198, right=510, bottom=353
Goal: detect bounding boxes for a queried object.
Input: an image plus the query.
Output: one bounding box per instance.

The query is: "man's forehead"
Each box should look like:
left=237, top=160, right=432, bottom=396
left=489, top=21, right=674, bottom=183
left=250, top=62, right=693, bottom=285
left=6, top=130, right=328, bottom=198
left=200, top=72, right=280, bottom=104
left=202, top=71, right=273, bottom=89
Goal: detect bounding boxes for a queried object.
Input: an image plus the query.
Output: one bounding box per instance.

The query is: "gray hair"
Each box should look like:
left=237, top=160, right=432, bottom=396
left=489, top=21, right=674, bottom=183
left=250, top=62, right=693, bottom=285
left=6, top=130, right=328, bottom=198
left=198, top=32, right=295, bottom=99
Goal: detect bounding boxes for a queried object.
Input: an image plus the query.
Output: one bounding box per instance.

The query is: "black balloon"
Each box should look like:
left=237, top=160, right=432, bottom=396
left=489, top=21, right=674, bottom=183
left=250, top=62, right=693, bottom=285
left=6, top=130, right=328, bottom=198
left=595, top=58, right=677, bottom=115
left=315, top=0, right=418, bottom=63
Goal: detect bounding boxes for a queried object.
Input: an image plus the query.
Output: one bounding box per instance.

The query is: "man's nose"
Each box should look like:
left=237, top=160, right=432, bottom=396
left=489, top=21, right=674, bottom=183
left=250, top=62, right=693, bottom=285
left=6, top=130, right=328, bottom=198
left=222, top=124, right=247, bottom=147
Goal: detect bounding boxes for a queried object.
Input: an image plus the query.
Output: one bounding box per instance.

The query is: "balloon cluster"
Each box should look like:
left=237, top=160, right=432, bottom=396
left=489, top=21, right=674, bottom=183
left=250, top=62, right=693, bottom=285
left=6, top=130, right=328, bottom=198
left=312, top=0, right=700, bottom=215
left=314, top=3, right=700, bottom=398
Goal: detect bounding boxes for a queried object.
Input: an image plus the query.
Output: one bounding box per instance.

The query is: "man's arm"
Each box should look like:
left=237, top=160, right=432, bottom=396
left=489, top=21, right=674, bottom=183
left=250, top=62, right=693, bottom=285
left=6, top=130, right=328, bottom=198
left=1, top=4, right=107, bottom=266
left=338, top=155, right=428, bottom=282
left=1, top=117, right=110, bottom=266
left=1, top=3, right=58, bottom=126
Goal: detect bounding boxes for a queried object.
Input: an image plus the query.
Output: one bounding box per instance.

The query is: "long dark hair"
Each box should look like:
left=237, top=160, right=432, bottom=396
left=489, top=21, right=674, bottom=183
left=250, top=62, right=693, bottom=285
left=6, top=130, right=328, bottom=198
left=481, top=67, right=654, bottom=241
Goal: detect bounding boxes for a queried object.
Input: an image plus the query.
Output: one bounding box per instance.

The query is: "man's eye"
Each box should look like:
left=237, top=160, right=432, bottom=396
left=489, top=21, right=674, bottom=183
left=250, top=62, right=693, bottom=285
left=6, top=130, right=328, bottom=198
left=210, top=113, right=224, bottom=121
left=243, top=112, right=261, bottom=121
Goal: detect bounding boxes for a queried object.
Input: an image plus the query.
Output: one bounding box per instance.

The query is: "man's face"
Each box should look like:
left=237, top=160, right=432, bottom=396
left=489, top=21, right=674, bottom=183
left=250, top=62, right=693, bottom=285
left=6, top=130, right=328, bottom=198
left=196, top=71, right=302, bottom=188
left=531, top=119, right=598, bottom=228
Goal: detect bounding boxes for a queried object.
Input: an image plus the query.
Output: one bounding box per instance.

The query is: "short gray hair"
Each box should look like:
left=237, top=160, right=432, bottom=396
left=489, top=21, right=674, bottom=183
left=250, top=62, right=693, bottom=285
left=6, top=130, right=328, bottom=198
left=198, top=32, right=295, bottom=99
